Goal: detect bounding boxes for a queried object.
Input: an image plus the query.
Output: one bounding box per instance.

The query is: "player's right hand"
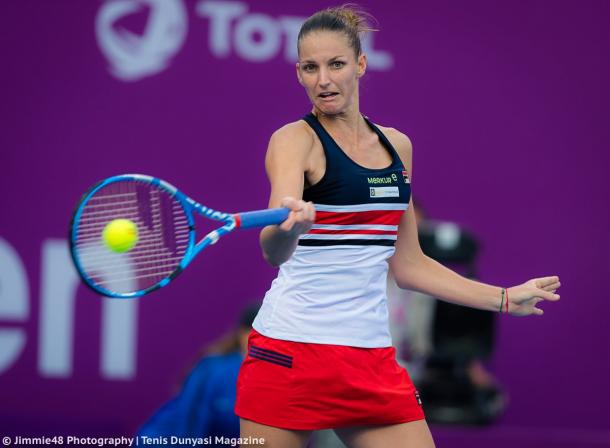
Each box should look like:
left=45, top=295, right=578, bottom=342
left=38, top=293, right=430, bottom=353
left=278, top=197, right=315, bottom=236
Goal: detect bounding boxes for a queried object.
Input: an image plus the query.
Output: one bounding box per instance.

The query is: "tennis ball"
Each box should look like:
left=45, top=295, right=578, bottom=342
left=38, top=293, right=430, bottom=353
left=102, top=219, right=139, bottom=253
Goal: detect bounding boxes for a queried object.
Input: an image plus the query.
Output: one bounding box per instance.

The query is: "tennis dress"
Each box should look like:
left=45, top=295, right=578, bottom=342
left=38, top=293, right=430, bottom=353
left=235, top=114, right=424, bottom=430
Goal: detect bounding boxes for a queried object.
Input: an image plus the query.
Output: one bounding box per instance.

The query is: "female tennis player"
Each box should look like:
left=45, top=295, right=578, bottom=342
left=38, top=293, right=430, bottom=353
left=235, top=6, right=561, bottom=448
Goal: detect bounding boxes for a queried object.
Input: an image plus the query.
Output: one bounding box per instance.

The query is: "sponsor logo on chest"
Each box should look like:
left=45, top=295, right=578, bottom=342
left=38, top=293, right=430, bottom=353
left=368, top=173, right=400, bottom=197
left=369, top=186, right=399, bottom=198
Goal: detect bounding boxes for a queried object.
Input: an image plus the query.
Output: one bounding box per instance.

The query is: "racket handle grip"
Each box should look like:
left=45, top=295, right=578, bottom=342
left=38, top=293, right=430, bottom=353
left=237, top=207, right=290, bottom=229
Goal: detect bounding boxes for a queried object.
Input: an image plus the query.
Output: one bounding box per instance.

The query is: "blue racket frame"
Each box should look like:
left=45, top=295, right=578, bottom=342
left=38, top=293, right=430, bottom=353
left=69, top=174, right=289, bottom=298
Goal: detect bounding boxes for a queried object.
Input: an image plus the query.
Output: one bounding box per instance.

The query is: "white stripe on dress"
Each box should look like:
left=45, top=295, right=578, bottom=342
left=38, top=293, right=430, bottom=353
left=314, top=203, right=408, bottom=212
left=299, top=233, right=397, bottom=240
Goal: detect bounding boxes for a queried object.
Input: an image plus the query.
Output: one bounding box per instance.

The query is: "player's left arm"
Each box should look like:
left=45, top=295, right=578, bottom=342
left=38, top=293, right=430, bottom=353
left=383, top=127, right=561, bottom=316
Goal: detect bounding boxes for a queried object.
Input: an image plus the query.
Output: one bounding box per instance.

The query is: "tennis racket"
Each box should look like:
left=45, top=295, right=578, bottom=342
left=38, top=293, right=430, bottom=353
left=69, top=174, right=289, bottom=298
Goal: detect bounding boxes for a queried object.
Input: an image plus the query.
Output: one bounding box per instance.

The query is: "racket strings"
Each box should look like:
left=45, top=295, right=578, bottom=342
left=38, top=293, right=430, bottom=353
left=77, top=219, right=189, bottom=240
left=77, top=247, right=188, bottom=267
left=74, top=181, right=190, bottom=293
left=83, top=263, right=184, bottom=278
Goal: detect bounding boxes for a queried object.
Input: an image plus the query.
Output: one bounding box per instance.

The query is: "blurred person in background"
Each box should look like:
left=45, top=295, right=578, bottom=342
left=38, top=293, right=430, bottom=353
left=136, top=304, right=259, bottom=446
left=388, top=202, right=504, bottom=425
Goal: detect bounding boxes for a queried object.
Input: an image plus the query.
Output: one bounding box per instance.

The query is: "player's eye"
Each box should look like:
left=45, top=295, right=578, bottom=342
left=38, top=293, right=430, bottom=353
left=331, top=61, right=345, bottom=69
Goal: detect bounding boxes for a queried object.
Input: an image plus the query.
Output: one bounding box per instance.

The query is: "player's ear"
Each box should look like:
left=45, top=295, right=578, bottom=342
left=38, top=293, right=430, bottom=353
left=357, top=53, right=367, bottom=78
left=296, top=63, right=304, bottom=85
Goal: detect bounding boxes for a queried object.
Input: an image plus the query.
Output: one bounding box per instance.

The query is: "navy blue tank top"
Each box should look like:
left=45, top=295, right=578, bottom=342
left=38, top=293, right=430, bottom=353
left=251, top=114, right=412, bottom=347
left=300, top=113, right=411, bottom=247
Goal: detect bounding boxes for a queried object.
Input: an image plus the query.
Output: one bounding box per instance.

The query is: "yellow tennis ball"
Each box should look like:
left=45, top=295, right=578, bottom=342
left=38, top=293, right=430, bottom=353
left=102, top=219, right=139, bottom=253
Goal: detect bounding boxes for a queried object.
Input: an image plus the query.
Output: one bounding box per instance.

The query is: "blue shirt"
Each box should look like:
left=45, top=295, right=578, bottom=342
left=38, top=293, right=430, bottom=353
left=137, top=352, right=242, bottom=446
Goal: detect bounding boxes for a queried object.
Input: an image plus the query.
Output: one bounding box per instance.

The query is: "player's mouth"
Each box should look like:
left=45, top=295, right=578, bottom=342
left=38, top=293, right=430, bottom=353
left=318, top=92, right=339, bottom=101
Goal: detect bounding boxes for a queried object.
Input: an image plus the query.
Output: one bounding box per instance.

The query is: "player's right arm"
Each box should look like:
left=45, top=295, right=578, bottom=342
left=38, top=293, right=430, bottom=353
left=260, top=122, right=316, bottom=267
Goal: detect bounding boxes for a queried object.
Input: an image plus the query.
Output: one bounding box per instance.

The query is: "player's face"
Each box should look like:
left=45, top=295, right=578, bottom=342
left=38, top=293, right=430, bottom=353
left=296, top=31, right=366, bottom=115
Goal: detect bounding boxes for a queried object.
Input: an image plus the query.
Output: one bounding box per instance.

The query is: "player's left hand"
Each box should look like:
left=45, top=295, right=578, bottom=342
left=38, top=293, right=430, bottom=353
left=507, top=276, right=561, bottom=316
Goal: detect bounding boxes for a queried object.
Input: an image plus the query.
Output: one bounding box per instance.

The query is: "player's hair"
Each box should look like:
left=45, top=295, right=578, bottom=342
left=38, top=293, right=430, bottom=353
left=297, top=4, right=377, bottom=58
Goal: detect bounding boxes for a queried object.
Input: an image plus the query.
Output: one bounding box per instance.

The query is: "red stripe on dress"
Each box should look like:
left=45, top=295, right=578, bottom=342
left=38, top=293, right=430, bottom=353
left=308, top=229, right=397, bottom=235
left=315, top=210, right=403, bottom=225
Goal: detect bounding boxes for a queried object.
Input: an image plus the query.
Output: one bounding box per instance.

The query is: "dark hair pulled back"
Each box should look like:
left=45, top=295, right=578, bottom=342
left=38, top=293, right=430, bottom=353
left=297, top=4, right=377, bottom=58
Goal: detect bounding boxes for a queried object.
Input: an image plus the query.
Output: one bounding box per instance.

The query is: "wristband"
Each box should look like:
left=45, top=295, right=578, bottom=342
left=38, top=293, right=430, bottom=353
left=499, top=288, right=505, bottom=313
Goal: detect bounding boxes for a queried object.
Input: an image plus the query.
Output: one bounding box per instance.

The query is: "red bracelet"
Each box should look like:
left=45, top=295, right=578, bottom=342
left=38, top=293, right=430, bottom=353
left=505, top=288, right=509, bottom=313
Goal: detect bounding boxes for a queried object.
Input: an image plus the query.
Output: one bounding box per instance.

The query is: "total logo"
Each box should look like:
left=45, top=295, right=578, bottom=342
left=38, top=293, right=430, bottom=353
left=96, top=0, right=394, bottom=82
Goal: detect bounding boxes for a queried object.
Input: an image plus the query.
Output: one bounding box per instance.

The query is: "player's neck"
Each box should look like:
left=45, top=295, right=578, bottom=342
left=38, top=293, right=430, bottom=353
left=315, top=101, right=363, bottom=136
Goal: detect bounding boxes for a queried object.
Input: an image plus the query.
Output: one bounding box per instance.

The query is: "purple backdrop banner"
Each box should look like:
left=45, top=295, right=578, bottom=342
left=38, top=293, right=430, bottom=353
left=1, top=0, right=609, bottom=443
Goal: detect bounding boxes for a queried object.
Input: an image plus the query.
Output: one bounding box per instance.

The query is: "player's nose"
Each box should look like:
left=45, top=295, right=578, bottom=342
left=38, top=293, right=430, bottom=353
left=318, top=68, right=331, bottom=88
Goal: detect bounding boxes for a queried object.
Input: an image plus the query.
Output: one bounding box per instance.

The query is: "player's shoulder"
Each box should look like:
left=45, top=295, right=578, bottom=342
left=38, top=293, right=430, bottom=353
left=270, top=120, right=315, bottom=149
left=265, top=120, right=315, bottom=166
left=375, top=124, right=413, bottom=162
